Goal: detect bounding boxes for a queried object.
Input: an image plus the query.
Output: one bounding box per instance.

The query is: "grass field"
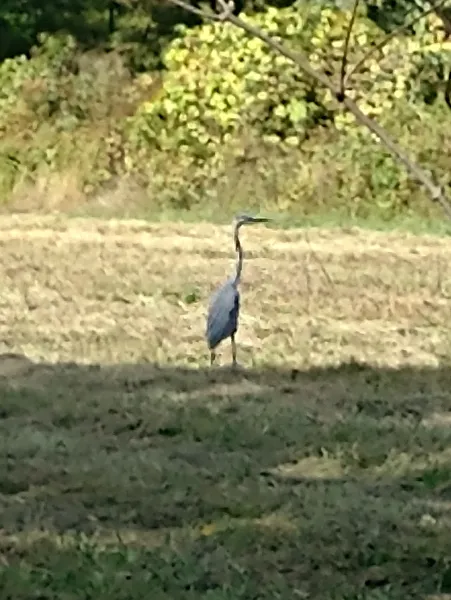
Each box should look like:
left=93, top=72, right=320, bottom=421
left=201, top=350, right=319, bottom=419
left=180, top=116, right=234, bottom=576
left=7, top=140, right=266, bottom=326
left=1, top=214, right=451, bottom=599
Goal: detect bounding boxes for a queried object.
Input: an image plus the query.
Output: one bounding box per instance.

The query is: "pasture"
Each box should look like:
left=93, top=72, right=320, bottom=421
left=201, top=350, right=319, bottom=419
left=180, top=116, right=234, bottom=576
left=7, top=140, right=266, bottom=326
left=1, top=214, right=451, bottom=599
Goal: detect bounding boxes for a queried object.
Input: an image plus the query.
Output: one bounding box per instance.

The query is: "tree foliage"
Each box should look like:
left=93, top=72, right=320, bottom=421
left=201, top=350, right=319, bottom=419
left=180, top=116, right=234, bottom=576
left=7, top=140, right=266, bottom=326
left=0, top=0, right=450, bottom=219
left=126, top=2, right=449, bottom=159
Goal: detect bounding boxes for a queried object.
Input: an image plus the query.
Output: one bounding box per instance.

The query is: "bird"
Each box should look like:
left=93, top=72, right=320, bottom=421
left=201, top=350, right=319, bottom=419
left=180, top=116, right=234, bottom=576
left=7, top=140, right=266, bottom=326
left=206, top=214, right=270, bottom=367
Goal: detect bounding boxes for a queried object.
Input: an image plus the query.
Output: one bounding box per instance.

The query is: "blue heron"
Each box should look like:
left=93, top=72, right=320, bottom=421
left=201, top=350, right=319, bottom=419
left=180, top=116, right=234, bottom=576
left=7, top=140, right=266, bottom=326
left=206, top=214, right=270, bottom=367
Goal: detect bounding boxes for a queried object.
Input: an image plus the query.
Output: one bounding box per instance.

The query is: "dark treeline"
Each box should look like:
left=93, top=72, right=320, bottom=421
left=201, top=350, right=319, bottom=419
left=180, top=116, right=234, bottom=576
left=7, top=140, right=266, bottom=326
left=1, top=0, right=446, bottom=65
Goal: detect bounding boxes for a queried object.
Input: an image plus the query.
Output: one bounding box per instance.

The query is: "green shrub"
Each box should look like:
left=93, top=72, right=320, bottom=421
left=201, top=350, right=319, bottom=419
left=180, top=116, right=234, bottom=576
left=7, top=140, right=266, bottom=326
left=0, top=32, right=156, bottom=196
left=0, top=54, right=36, bottom=134
left=126, top=3, right=329, bottom=161
left=126, top=2, right=448, bottom=158
left=120, top=97, right=450, bottom=221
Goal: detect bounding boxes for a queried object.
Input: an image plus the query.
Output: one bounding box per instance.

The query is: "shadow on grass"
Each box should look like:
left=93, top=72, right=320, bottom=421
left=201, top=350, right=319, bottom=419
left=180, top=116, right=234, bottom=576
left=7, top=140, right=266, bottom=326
left=1, top=353, right=451, bottom=599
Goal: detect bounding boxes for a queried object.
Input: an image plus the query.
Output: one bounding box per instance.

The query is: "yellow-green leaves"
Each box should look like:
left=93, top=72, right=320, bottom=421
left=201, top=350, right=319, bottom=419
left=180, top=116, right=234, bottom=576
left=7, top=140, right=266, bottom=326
left=127, top=1, right=450, bottom=159
left=129, top=2, right=325, bottom=158
left=288, top=99, right=308, bottom=124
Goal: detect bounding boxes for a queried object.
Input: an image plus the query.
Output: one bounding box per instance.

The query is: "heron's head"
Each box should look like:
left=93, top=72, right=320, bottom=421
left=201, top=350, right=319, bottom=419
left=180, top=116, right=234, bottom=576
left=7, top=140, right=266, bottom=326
left=234, top=213, right=271, bottom=229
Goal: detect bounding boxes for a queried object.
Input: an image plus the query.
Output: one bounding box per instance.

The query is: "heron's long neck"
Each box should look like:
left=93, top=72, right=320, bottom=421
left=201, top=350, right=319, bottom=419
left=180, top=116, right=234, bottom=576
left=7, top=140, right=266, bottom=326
left=233, top=226, right=243, bottom=285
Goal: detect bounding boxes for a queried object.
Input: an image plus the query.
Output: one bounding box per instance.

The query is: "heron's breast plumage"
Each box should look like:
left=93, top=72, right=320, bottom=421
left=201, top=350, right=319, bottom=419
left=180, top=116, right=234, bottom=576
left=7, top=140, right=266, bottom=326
left=206, top=281, right=240, bottom=349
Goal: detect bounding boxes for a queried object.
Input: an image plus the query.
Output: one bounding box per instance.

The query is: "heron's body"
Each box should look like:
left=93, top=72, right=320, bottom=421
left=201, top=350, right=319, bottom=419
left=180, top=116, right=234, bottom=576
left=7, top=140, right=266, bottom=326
left=206, top=278, right=240, bottom=350
left=205, top=214, right=269, bottom=366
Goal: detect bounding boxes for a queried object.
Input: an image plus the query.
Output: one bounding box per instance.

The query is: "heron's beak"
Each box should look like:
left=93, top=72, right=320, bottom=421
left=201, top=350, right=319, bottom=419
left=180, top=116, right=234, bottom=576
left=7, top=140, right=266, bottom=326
left=251, top=217, right=271, bottom=223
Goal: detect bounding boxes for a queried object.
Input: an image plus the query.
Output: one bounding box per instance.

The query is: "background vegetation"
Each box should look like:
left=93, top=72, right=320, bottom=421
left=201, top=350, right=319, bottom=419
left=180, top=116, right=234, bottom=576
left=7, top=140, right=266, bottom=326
left=3, top=4, right=451, bottom=598
left=1, top=0, right=451, bottom=223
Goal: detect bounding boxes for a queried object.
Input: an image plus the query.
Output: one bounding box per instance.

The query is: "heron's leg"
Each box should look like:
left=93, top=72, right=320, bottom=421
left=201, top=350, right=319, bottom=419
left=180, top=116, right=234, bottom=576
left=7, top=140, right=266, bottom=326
left=210, top=351, right=216, bottom=366
left=231, top=334, right=237, bottom=366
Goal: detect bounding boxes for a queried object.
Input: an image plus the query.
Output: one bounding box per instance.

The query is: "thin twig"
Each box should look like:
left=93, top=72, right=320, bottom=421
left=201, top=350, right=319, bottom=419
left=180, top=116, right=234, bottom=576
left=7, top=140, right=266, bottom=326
left=446, top=70, right=451, bottom=108
left=345, top=0, right=450, bottom=86
left=304, top=228, right=336, bottom=289
left=339, top=0, right=360, bottom=99
left=342, top=95, right=451, bottom=218
left=435, top=5, right=451, bottom=37
left=216, top=0, right=234, bottom=20
left=165, top=0, right=451, bottom=218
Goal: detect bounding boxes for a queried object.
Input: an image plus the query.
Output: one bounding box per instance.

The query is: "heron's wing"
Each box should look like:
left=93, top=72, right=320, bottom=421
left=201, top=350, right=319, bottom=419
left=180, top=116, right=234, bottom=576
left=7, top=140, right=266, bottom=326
left=206, top=281, right=240, bottom=350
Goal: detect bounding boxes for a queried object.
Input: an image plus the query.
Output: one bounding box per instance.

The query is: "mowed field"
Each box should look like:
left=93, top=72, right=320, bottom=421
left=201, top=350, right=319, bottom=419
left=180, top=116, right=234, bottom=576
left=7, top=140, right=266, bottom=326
left=2, top=215, right=451, bottom=599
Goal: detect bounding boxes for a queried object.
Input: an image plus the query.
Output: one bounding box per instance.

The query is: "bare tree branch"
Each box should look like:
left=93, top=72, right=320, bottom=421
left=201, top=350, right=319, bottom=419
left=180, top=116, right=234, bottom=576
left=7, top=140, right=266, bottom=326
left=164, top=0, right=233, bottom=20
left=345, top=0, right=450, bottom=86
left=164, top=0, right=451, bottom=219
left=435, top=4, right=451, bottom=37
left=339, top=0, right=360, bottom=100
left=446, top=70, right=451, bottom=108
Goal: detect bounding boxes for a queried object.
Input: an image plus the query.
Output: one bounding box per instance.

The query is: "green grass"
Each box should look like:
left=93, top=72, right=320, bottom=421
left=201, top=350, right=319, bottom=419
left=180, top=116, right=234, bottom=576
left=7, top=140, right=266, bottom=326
left=0, top=217, right=451, bottom=599
left=2, top=362, right=451, bottom=599
left=63, top=200, right=451, bottom=238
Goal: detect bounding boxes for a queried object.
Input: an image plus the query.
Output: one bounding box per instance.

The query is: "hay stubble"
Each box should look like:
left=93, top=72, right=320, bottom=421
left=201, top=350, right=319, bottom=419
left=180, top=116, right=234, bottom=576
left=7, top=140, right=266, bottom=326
left=0, top=216, right=449, bottom=367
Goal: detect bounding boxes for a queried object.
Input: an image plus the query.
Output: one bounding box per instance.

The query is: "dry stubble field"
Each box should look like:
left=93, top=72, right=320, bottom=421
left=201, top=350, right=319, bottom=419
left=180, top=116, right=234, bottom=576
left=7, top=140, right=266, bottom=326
left=2, top=215, right=451, bottom=599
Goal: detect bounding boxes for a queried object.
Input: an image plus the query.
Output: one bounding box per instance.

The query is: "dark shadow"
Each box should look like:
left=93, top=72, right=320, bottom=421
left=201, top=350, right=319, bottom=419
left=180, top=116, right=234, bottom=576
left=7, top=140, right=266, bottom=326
left=0, top=0, right=107, bottom=59
left=0, top=0, right=299, bottom=65
left=0, top=0, right=159, bottom=61
left=1, top=353, right=451, bottom=597
left=0, top=0, right=207, bottom=63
